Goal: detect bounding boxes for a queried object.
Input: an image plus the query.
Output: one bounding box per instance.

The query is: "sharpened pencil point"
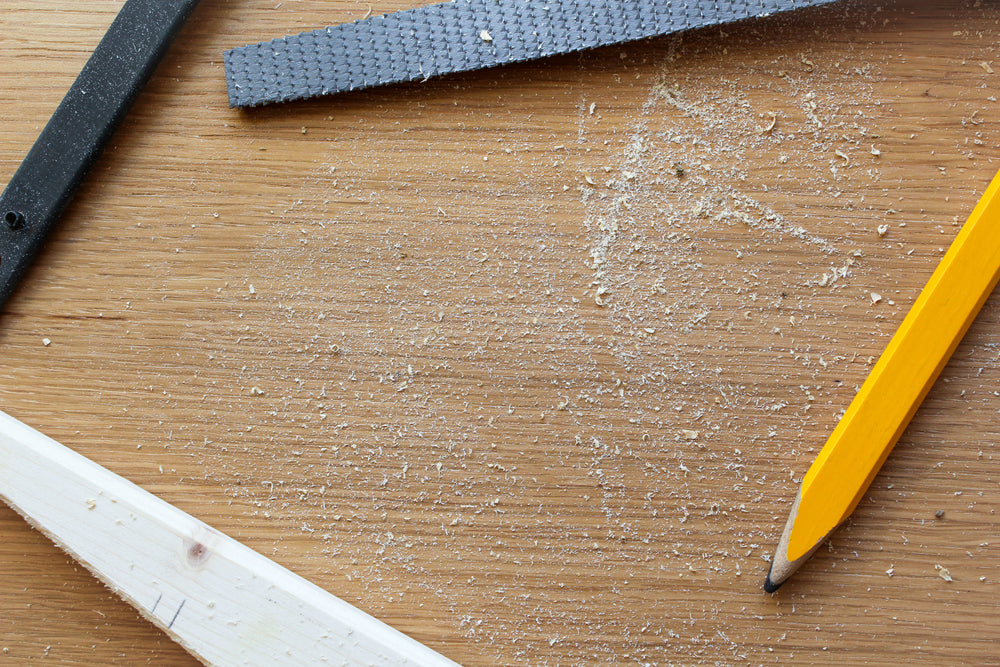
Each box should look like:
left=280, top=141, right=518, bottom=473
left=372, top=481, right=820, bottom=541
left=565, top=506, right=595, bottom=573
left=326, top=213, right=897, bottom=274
left=763, top=570, right=782, bottom=594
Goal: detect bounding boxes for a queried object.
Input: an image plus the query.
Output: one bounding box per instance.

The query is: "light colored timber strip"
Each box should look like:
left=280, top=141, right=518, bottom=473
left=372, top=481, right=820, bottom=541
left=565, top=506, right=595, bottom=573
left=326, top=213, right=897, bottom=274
left=0, top=410, right=461, bottom=667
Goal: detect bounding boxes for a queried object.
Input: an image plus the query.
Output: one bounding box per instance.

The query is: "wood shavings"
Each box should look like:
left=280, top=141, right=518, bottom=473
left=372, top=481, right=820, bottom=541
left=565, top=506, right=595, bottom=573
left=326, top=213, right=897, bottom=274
left=980, top=61, right=994, bottom=74
left=870, top=292, right=882, bottom=304
left=759, top=112, right=777, bottom=134
left=935, top=564, right=954, bottom=582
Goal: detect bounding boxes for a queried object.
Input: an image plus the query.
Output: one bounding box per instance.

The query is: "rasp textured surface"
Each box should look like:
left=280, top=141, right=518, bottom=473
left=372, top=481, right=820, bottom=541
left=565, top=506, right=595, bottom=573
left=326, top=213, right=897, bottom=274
left=225, top=0, right=839, bottom=107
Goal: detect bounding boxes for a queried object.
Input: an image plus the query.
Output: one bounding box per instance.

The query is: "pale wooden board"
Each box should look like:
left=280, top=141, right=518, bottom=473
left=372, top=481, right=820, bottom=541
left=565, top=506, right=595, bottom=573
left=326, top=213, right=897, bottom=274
left=0, top=410, right=459, bottom=666
left=1, top=0, right=999, bottom=664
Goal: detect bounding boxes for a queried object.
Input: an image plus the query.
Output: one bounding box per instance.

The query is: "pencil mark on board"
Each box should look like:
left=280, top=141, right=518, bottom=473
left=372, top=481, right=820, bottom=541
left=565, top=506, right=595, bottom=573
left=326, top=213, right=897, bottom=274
left=168, top=599, right=186, bottom=629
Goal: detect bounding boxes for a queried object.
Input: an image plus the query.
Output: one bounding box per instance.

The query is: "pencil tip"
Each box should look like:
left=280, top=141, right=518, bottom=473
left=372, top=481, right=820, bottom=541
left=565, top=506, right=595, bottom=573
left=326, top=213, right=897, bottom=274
left=763, top=571, right=783, bottom=594
left=764, top=491, right=811, bottom=593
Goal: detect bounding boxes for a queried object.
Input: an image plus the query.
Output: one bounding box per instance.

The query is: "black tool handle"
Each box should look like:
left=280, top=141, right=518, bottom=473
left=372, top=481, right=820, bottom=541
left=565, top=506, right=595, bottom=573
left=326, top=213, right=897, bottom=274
left=0, top=0, right=201, bottom=309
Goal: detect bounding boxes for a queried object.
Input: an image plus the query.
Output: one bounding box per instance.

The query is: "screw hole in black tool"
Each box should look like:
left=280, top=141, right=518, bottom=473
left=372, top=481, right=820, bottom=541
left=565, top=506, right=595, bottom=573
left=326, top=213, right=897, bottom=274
left=4, top=211, right=25, bottom=230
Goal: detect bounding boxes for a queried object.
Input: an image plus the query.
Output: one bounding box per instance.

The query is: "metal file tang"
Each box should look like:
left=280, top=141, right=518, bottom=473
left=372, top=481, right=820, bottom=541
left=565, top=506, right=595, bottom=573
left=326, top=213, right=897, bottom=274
left=0, top=0, right=201, bottom=309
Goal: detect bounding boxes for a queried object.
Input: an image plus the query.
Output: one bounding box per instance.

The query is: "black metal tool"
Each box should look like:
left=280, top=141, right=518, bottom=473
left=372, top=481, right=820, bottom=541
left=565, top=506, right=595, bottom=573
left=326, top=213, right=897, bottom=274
left=0, top=0, right=201, bottom=309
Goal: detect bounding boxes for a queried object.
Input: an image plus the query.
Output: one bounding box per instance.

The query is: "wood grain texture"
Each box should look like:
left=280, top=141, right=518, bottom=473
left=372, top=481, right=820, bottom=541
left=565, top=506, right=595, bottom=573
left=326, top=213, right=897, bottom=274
left=0, top=0, right=998, bottom=664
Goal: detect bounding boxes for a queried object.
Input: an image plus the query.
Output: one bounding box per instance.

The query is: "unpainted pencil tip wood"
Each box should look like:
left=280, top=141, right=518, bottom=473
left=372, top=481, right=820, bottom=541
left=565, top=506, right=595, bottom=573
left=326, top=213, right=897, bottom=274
left=764, top=492, right=827, bottom=593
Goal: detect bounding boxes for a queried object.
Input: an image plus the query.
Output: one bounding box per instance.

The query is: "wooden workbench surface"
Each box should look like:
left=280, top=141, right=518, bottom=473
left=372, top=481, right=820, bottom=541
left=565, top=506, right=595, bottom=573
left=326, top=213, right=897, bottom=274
left=1, top=1, right=998, bottom=664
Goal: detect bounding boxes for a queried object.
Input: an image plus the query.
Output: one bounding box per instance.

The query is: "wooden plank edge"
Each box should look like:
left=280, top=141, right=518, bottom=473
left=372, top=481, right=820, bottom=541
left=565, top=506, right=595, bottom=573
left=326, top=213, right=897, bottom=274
left=0, top=409, right=461, bottom=666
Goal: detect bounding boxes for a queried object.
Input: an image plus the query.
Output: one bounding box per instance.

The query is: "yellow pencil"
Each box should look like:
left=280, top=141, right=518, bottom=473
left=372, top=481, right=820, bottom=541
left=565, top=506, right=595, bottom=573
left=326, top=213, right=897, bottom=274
left=765, top=168, right=1000, bottom=592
